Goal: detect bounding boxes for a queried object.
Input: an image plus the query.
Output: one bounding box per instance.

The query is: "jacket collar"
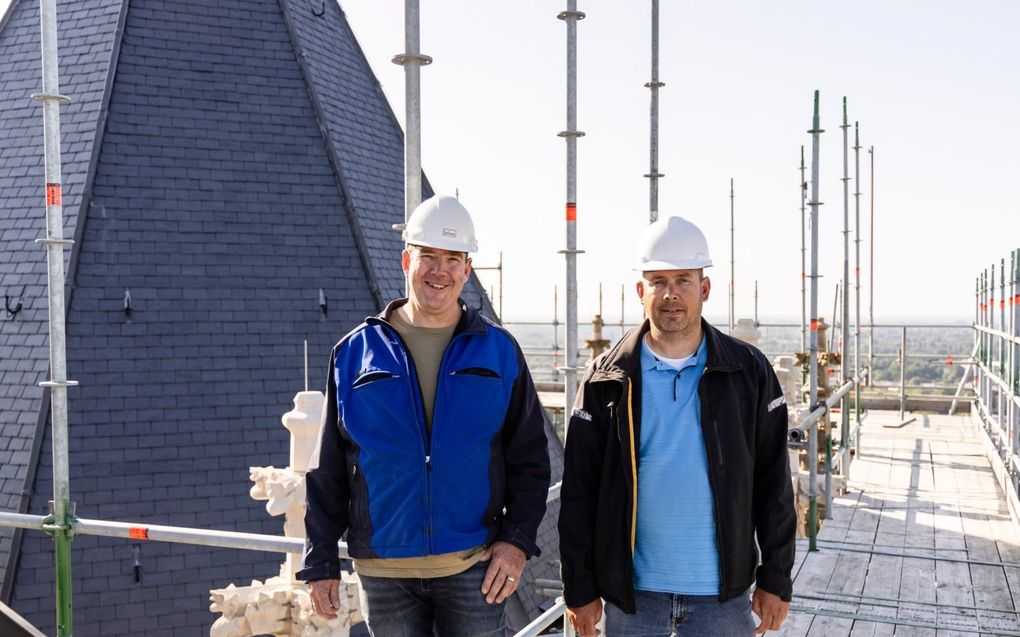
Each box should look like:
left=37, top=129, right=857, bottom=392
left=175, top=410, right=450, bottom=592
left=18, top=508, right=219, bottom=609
left=591, top=318, right=742, bottom=382
left=370, top=298, right=488, bottom=336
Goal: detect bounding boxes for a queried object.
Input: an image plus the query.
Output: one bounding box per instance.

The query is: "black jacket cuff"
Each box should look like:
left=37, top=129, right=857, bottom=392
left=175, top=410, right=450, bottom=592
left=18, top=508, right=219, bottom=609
left=755, top=567, right=793, bottom=602
left=297, top=561, right=342, bottom=583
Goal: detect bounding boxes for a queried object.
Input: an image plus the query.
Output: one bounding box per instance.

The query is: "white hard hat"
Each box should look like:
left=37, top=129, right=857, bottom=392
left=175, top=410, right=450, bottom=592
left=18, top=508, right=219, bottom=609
left=635, top=216, right=713, bottom=271
left=402, top=194, right=479, bottom=253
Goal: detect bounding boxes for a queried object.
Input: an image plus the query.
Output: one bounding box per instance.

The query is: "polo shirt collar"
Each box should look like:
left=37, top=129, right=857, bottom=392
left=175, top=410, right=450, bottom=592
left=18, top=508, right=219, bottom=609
left=641, top=333, right=708, bottom=373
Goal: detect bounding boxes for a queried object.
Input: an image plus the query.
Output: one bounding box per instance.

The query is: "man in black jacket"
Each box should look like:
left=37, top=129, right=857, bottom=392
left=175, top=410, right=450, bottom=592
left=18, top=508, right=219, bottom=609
left=559, top=216, right=795, bottom=636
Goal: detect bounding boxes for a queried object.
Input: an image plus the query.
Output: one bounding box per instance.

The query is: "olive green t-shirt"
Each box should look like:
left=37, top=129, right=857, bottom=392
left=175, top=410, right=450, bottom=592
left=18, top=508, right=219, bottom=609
left=354, top=307, right=485, bottom=578
left=390, top=308, right=455, bottom=429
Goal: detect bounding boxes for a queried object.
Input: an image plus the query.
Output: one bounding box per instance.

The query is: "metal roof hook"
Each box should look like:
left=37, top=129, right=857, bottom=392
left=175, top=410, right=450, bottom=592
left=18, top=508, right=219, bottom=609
left=123, top=289, right=132, bottom=318
left=5, top=293, right=22, bottom=318
left=319, top=288, right=328, bottom=317
left=310, top=0, right=325, bottom=17
left=132, top=544, right=143, bottom=584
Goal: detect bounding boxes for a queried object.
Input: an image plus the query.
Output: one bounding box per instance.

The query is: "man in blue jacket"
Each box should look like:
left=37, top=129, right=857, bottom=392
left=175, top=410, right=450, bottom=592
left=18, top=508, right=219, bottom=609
left=299, top=195, right=550, bottom=636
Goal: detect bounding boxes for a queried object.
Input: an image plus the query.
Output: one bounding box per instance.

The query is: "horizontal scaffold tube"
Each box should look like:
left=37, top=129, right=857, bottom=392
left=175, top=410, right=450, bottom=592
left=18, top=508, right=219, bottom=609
left=0, top=511, right=47, bottom=530
left=0, top=483, right=567, bottom=556
left=75, top=518, right=310, bottom=555
left=789, top=368, right=870, bottom=438
left=514, top=598, right=567, bottom=637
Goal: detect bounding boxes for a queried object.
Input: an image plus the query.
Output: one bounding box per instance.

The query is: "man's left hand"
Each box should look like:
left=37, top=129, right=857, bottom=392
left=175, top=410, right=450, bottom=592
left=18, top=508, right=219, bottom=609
left=751, top=587, right=789, bottom=634
left=480, top=541, right=526, bottom=604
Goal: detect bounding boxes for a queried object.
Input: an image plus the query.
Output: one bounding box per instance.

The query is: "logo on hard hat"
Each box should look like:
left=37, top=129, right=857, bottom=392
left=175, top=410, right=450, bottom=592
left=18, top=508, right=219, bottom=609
left=442, top=228, right=457, bottom=238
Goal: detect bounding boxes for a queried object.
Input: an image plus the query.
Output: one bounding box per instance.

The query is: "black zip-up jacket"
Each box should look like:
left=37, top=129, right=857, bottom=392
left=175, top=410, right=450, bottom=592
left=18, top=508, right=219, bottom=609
left=558, top=319, right=795, bottom=612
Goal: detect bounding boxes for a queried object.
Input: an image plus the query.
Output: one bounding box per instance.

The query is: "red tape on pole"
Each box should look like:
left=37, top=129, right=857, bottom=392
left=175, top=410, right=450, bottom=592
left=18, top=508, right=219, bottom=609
left=129, top=527, right=149, bottom=540
left=45, top=183, right=62, bottom=207
left=566, top=203, right=577, bottom=221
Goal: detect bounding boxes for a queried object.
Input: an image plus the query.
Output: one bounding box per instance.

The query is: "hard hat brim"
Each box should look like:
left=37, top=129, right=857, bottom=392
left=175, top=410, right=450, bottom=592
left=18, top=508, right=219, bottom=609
left=404, top=237, right=479, bottom=254
left=635, top=259, right=713, bottom=272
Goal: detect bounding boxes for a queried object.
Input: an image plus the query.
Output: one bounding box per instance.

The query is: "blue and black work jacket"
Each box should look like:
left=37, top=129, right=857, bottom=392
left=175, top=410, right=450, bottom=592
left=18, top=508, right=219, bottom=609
left=298, top=299, right=551, bottom=581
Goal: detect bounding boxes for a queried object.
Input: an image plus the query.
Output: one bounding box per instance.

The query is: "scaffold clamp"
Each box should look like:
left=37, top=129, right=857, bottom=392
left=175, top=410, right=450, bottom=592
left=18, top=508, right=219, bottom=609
left=392, top=53, right=433, bottom=66
left=40, top=380, right=79, bottom=388
left=42, top=502, right=78, bottom=539
left=30, top=92, right=71, bottom=104
left=557, top=10, right=586, bottom=20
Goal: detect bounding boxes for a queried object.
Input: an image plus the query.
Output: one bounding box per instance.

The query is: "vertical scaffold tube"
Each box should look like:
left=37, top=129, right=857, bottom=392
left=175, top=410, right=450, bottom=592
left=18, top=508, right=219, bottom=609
left=800, top=146, right=807, bottom=356
left=646, top=0, right=663, bottom=223
left=807, top=90, right=824, bottom=552
left=1001, top=259, right=1007, bottom=379
left=1012, top=251, right=1019, bottom=459
left=558, top=3, right=585, bottom=440
left=990, top=267, right=995, bottom=414
left=869, top=147, right=875, bottom=373
left=393, top=0, right=431, bottom=222
left=853, top=123, right=862, bottom=452
left=33, top=0, right=78, bottom=633
left=839, top=98, right=850, bottom=488
left=900, top=326, right=907, bottom=421
left=730, top=178, right=735, bottom=332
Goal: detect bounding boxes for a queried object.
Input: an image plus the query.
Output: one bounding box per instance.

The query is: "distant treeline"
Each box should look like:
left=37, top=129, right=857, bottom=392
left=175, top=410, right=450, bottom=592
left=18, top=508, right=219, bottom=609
left=508, top=321, right=975, bottom=392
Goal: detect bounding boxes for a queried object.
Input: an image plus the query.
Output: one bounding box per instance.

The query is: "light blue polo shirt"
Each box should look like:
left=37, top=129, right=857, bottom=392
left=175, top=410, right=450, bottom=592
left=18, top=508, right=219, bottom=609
left=633, top=334, right=720, bottom=595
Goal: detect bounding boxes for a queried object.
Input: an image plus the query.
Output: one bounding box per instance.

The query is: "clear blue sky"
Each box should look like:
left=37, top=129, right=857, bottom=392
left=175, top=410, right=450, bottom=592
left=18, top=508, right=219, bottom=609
left=340, top=1, right=1019, bottom=324
left=4, top=0, right=1017, bottom=323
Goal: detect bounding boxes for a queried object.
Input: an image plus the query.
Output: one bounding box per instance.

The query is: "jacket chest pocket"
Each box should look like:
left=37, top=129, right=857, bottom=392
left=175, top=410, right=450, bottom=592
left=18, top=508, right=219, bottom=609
left=352, top=368, right=401, bottom=389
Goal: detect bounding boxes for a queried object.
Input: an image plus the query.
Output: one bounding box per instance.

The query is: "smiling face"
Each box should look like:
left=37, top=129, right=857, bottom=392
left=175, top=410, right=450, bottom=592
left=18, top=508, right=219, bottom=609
left=637, top=268, right=711, bottom=343
left=402, top=244, right=472, bottom=327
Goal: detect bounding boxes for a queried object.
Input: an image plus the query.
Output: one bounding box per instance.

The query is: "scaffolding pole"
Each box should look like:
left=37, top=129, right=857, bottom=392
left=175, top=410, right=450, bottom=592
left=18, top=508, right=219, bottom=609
left=645, top=0, right=663, bottom=223
left=558, top=2, right=585, bottom=447
left=807, top=90, right=824, bottom=551
left=30, top=0, right=78, bottom=632
left=800, top=145, right=808, bottom=355
left=869, top=146, right=875, bottom=373
left=393, top=0, right=431, bottom=222
left=730, top=178, right=735, bottom=332
left=840, top=98, right=850, bottom=481
left=853, top=122, right=862, bottom=451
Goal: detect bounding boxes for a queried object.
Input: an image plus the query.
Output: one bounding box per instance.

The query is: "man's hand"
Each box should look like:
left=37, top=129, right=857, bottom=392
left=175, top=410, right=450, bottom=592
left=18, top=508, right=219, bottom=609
left=566, top=599, right=602, bottom=637
left=480, top=541, right=526, bottom=604
left=308, top=579, right=340, bottom=618
left=752, top=587, right=789, bottom=634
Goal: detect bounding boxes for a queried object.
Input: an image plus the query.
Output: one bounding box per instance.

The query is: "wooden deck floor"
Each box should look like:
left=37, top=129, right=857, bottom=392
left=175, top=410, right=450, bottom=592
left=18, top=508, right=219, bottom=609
left=778, top=409, right=1020, bottom=637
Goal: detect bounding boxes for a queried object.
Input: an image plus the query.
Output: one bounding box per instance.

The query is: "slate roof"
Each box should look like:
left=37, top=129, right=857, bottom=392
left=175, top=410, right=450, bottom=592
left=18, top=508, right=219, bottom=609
left=0, top=0, right=126, bottom=600
left=0, top=0, right=506, bottom=635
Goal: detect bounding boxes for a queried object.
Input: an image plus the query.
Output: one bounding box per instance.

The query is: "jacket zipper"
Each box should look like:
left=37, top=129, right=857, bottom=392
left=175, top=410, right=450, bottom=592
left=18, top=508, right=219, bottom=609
left=387, top=319, right=467, bottom=556
left=380, top=321, right=437, bottom=554
left=426, top=333, right=463, bottom=554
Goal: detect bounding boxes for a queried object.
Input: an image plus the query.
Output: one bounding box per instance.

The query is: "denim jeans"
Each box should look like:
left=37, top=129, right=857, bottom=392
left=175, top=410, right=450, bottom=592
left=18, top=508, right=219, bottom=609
left=604, top=588, right=755, bottom=637
left=357, top=560, right=506, bottom=637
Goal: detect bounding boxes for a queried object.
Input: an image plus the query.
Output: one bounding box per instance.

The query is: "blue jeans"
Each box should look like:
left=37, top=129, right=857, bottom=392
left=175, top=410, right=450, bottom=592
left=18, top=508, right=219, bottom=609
left=358, top=560, right=506, bottom=637
left=605, top=589, right=755, bottom=637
